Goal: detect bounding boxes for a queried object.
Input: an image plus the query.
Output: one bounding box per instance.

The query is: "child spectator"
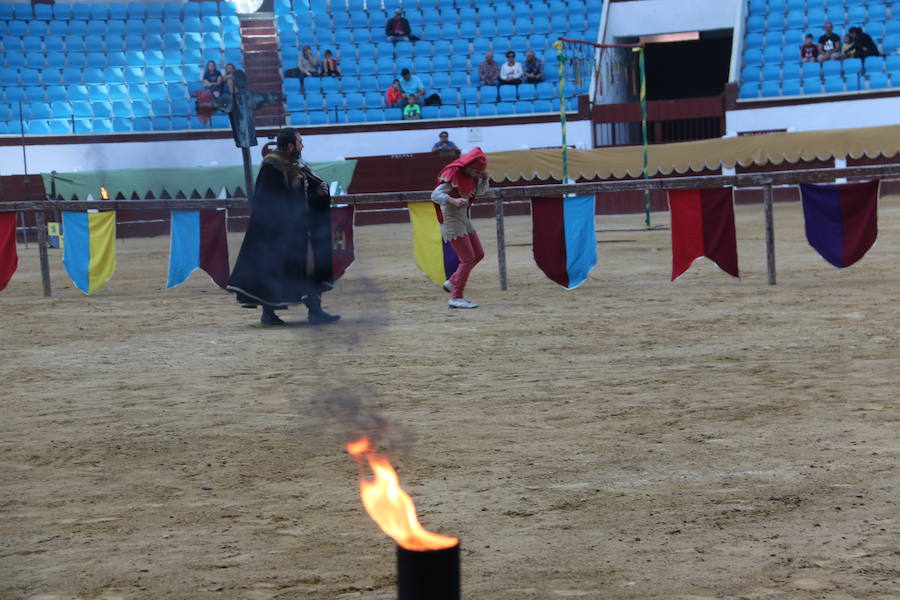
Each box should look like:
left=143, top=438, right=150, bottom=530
left=322, top=49, right=341, bottom=77
left=402, top=95, right=421, bottom=119
left=841, top=33, right=857, bottom=59
left=386, top=79, right=404, bottom=107
left=800, top=34, right=818, bottom=62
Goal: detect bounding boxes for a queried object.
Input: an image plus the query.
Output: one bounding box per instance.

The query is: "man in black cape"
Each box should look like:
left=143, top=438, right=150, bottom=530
left=227, top=127, right=340, bottom=325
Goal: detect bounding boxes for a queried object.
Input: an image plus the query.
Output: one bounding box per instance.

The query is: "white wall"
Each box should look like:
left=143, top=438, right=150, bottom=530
left=0, top=120, right=593, bottom=175
left=604, top=0, right=738, bottom=41
left=726, top=96, right=900, bottom=134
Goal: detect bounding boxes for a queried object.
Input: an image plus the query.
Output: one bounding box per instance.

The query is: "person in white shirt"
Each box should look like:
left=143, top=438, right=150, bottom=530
left=499, top=50, right=523, bottom=85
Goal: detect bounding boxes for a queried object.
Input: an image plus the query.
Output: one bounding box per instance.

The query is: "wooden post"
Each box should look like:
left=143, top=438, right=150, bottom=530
left=33, top=209, right=52, bottom=297
left=494, top=198, right=507, bottom=291
left=763, top=183, right=776, bottom=286
left=241, top=146, right=254, bottom=199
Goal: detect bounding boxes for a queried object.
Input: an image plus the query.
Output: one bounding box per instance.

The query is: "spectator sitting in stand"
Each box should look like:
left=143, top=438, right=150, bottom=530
left=322, top=49, right=341, bottom=77
left=841, top=33, right=857, bottom=59
left=385, top=9, right=417, bottom=43
left=386, top=79, right=404, bottom=107
left=500, top=50, right=523, bottom=85
left=523, top=50, right=544, bottom=83
left=432, top=131, right=460, bottom=156
left=203, top=60, right=224, bottom=97
left=817, top=22, right=841, bottom=62
left=478, top=51, right=500, bottom=86
left=298, top=45, right=322, bottom=78
left=402, top=95, right=421, bottom=120
left=398, top=68, right=426, bottom=106
left=850, top=26, right=880, bottom=58
left=800, top=33, right=819, bottom=62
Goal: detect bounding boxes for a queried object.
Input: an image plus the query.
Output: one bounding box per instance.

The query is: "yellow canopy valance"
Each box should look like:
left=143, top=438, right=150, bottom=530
left=486, top=124, right=900, bottom=182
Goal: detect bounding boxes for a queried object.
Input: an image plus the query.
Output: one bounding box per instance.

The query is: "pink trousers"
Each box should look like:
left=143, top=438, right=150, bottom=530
left=448, top=231, right=484, bottom=299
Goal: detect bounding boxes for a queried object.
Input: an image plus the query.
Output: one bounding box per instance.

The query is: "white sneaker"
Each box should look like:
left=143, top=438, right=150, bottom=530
left=448, top=298, right=478, bottom=309
left=442, top=280, right=453, bottom=293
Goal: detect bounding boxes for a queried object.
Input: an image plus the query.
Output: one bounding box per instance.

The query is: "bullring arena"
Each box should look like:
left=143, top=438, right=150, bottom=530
left=3, top=197, right=899, bottom=599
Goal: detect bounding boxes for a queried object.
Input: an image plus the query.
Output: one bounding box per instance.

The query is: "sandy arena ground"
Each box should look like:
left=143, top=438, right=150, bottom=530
left=1, top=198, right=899, bottom=600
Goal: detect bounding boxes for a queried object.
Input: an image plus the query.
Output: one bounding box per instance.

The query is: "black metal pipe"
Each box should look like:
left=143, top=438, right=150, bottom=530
left=396, top=542, right=460, bottom=600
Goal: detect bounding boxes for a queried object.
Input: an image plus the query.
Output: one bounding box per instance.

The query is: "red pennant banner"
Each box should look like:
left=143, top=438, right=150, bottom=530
left=199, top=209, right=230, bottom=289
left=331, top=205, right=355, bottom=281
left=669, top=188, right=739, bottom=280
left=0, top=212, right=18, bottom=292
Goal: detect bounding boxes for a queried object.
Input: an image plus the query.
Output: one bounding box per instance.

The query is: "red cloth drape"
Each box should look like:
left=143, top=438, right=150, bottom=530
left=0, top=212, right=19, bottom=291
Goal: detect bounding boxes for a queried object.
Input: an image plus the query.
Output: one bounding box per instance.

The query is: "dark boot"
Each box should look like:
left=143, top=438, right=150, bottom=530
left=304, top=294, right=340, bottom=325
left=260, top=306, right=286, bottom=326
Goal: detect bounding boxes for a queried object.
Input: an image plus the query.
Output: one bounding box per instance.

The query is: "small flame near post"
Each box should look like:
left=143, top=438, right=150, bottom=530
left=100, top=187, right=109, bottom=200
left=346, top=436, right=457, bottom=551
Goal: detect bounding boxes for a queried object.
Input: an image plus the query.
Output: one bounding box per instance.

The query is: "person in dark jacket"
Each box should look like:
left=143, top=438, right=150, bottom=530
left=385, top=9, right=413, bottom=42
left=850, top=26, right=880, bottom=58
left=227, top=127, right=340, bottom=325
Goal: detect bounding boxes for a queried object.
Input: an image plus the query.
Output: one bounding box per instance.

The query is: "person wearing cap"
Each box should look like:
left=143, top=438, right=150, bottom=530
left=430, top=148, right=490, bottom=309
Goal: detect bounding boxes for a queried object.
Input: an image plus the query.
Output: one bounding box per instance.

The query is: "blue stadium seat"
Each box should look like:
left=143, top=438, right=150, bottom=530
left=782, top=62, right=801, bottom=80
left=843, top=58, right=862, bottom=78
left=845, top=75, right=861, bottom=91
left=822, top=60, right=841, bottom=77
left=92, top=101, right=113, bottom=118
left=202, top=16, right=222, bottom=32
left=479, top=84, right=499, bottom=102
left=146, top=51, right=166, bottom=66
left=739, top=82, right=759, bottom=98
left=345, top=109, right=366, bottom=123
left=49, top=20, right=69, bottom=36
left=28, top=120, right=51, bottom=135
left=6, top=20, right=27, bottom=36
left=309, top=111, right=328, bottom=125
left=782, top=79, right=801, bottom=96
left=27, top=20, right=47, bottom=36
left=867, top=72, right=889, bottom=90
left=534, top=99, right=553, bottom=112
left=801, top=78, right=821, bottom=94
left=184, top=32, right=203, bottom=48
left=29, top=102, right=53, bottom=119
left=764, top=31, right=783, bottom=49
left=26, top=86, right=47, bottom=102
left=513, top=100, right=533, bottom=114
left=48, top=119, right=72, bottom=134
left=111, top=116, right=132, bottom=132
left=26, top=53, right=46, bottom=69
left=363, top=91, right=383, bottom=108
left=125, top=67, right=146, bottom=84
left=762, top=46, right=783, bottom=64
left=20, top=69, right=41, bottom=86
left=824, top=76, right=844, bottom=93
left=785, top=9, right=805, bottom=30
left=421, top=105, right=439, bottom=119
left=496, top=101, right=515, bottom=115
left=518, top=83, right=537, bottom=100
left=741, top=64, right=762, bottom=82
left=22, top=35, right=42, bottom=53
left=53, top=3, right=73, bottom=19
left=70, top=100, right=93, bottom=117
left=806, top=8, right=826, bottom=28
left=431, top=72, right=450, bottom=88
left=82, top=68, right=105, bottom=83
left=148, top=84, right=169, bottom=100
left=743, top=47, right=763, bottom=66
left=200, top=1, right=218, bottom=17
left=761, top=64, right=781, bottom=82
left=151, top=99, right=171, bottom=115
left=66, top=19, right=88, bottom=36
left=864, top=56, right=885, bottom=74
left=131, top=99, right=151, bottom=117
left=133, top=116, right=153, bottom=131
left=499, top=85, right=517, bottom=101
left=345, top=93, right=364, bottom=110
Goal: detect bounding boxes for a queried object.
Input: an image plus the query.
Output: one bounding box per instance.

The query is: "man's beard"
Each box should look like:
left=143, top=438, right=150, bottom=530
left=289, top=148, right=301, bottom=161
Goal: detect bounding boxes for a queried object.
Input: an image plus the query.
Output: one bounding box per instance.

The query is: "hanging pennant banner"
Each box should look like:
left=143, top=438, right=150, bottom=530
left=531, top=195, right=597, bottom=289
left=668, top=188, right=739, bottom=280
left=0, top=212, right=18, bottom=292
left=62, top=211, right=117, bottom=294
left=800, top=181, right=878, bottom=268
left=330, top=205, right=355, bottom=282
left=167, top=209, right=231, bottom=289
left=407, top=202, right=459, bottom=287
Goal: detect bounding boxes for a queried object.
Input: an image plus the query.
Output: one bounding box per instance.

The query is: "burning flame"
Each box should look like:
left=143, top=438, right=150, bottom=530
left=100, top=187, right=109, bottom=200
left=346, top=436, right=457, bottom=551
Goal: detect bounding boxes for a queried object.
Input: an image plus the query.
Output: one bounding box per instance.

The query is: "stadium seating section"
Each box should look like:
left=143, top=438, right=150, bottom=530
left=740, top=0, right=900, bottom=99
left=276, top=0, right=599, bottom=125
left=0, top=0, right=599, bottom=134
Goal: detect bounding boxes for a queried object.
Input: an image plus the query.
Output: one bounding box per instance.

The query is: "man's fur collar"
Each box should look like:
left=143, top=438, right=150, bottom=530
left=264, top=149, right=305, bottom=189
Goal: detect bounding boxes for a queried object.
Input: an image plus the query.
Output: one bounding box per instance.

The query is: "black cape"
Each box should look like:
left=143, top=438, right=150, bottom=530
left=227, top=150, right=333, bottom=307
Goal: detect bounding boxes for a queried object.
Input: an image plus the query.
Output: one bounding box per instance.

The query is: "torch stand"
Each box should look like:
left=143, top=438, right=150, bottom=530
left=396, top=543, right=460, bottom=600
